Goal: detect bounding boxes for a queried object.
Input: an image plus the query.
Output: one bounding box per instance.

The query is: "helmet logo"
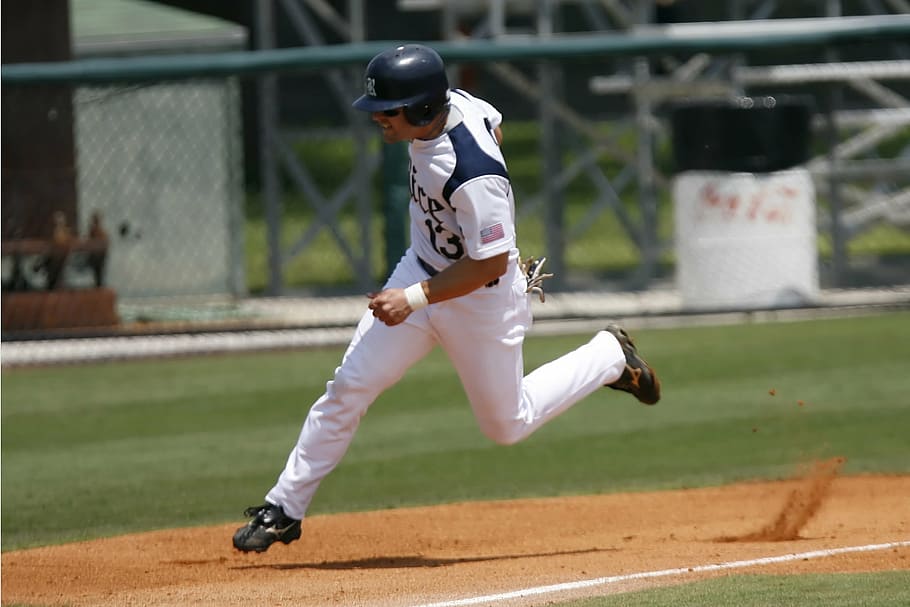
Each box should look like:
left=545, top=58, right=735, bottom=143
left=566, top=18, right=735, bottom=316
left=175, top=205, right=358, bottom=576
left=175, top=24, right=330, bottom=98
left=365, top=77, right=377, bottom=97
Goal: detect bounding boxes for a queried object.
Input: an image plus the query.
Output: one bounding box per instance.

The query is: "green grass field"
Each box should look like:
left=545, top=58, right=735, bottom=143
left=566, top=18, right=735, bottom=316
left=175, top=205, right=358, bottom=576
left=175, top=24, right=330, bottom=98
left=577, top=571, right=910, bottom=607
left=2, top=312, right=909, bottom=605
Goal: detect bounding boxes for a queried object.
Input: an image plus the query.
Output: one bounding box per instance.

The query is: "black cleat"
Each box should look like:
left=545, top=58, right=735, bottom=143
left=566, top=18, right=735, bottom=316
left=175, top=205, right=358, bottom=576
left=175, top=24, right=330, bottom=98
left=604, top=324, right=661, bottom=405
left=233, top=502, right=301, bottom=553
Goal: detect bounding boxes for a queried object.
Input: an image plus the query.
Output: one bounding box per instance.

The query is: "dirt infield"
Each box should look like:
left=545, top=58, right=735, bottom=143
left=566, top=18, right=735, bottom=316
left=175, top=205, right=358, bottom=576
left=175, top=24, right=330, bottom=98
left=4, top=472, right=909, bottom=607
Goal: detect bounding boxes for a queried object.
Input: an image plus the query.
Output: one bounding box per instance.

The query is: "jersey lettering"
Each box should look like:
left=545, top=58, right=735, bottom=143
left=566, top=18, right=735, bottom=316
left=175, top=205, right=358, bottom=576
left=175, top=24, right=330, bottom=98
left=410, top=161, right=464, bottom=260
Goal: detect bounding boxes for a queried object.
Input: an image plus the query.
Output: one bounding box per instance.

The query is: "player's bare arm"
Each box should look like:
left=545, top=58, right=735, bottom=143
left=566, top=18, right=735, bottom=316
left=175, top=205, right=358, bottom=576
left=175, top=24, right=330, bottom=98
left=425, top=251, right=508, bottom=300
left=368, top=251, right=509, bottom=326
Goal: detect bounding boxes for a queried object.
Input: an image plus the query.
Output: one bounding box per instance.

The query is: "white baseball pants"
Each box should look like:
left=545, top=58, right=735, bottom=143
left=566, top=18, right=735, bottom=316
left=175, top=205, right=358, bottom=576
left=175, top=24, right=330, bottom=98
left=266, top=250, right=626, bottom=520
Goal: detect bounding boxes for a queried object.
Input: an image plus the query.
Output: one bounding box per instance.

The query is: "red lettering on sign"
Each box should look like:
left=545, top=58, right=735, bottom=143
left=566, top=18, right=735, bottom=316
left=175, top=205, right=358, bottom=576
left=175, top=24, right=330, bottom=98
left=696, top=179, right=800, bottom=225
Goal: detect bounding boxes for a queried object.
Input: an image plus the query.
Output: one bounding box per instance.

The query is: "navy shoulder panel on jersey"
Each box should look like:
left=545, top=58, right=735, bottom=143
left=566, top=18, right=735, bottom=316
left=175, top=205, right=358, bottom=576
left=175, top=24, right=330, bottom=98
left=441, top=122, right=509, bottom=205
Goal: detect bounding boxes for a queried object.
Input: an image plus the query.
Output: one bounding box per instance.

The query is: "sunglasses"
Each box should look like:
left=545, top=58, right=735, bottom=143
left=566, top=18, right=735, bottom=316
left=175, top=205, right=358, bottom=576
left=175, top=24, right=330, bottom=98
left=381, top=108, right=402, bottom=117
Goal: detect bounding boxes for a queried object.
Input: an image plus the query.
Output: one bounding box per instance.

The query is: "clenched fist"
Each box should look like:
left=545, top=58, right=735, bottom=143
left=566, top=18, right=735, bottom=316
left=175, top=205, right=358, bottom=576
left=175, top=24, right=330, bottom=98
left=367, top=288, right=412, bottom=326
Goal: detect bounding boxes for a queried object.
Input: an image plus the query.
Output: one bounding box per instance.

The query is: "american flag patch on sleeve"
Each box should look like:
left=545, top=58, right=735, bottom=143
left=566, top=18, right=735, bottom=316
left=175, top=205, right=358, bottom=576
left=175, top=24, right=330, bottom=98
left=480, top=222, right=505, bottom=244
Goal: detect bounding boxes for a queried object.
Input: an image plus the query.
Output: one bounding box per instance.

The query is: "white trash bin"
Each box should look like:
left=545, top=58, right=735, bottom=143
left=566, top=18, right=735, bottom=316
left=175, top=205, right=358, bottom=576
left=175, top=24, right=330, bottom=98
left=673, top=168, right=819, bottom=310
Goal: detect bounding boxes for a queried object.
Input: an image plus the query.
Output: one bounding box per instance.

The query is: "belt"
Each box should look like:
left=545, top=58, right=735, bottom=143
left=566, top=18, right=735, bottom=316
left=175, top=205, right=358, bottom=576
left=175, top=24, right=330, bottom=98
left=417, top=256, right=439, bottom=277
left=417, top=255, right=499, bottom=288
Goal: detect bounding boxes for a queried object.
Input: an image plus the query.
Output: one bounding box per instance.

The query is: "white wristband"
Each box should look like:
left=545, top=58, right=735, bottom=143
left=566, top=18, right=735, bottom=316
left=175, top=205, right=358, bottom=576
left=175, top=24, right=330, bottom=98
left=404, top=282, right=429, bottom=311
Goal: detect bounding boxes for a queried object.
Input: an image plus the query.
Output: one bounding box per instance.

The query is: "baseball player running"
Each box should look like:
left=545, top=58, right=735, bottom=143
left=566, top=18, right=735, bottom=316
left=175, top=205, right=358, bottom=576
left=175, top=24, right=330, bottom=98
left=233, top=44, right=660, bottom=553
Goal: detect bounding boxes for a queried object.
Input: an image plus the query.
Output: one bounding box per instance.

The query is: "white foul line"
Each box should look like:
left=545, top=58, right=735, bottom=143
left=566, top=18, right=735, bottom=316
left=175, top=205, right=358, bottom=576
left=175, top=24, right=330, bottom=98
left=411, top=540, right=910, bottom=607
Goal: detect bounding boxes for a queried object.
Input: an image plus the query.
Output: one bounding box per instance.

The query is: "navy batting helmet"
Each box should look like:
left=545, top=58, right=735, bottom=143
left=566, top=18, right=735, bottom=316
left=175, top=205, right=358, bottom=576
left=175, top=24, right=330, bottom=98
left=352, top=44, right=449, bottom=126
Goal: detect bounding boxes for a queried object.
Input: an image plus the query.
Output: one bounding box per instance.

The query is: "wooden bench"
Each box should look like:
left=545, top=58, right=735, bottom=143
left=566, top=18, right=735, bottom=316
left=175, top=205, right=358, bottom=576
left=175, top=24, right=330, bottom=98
left=2, top=237, right=117, bottom=332
left=2, top=237, right=108, bottom=287
left=1, top=237, right=108, bottom=256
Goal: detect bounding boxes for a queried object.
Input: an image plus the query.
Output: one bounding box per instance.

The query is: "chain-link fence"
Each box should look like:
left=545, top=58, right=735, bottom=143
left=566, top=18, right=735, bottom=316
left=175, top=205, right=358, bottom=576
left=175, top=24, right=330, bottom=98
left=2, top=76, right=246, bottom=334
left=74, top=80, right=245, bottom=297
left=3, top=16, right=910, bottom=345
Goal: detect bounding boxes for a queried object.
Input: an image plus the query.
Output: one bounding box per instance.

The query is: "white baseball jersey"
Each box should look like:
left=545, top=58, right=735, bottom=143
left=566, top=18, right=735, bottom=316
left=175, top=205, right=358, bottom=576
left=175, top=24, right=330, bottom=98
left=265, top=90, right=628, bottom=522
left=407, top=89, right=518, bottom=271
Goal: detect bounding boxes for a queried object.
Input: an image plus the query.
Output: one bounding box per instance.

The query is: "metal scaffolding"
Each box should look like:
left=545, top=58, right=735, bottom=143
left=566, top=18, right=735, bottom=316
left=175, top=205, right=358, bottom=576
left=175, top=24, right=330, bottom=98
left=254, top=0, right=910, bottom=294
